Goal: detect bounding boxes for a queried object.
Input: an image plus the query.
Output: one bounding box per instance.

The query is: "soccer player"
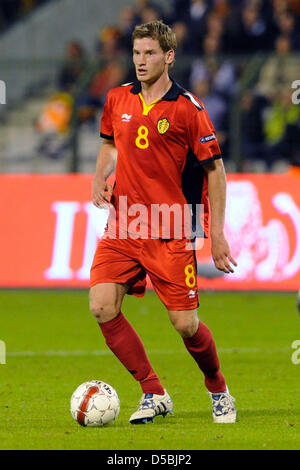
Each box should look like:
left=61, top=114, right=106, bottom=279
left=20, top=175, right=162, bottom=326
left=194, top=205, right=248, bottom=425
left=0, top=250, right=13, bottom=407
left=90, top=20, right=237, bottom=424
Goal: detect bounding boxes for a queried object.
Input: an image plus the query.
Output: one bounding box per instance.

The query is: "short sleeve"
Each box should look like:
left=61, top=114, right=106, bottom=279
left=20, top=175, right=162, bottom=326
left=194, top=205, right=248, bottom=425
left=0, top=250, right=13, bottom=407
left=188, top=107, right=221, bottom=164
left=100, top=91, right=114, bottom=140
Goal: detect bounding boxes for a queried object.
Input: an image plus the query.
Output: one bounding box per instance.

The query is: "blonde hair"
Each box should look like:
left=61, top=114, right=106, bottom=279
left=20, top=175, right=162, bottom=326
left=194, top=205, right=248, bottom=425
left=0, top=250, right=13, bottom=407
left=132, top=20, right=177, bottom=65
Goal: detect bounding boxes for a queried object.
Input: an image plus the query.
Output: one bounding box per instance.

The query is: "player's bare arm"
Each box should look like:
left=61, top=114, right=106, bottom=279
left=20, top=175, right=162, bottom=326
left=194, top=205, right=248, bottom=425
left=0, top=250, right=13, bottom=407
left=92, top=139, right=117, bottom=208
left=203, top=158, right=237, bottom=274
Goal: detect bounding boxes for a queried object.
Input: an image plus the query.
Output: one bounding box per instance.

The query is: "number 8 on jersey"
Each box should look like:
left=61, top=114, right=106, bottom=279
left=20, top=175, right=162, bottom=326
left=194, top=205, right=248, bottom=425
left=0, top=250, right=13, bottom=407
left=136, top=125, right=149, bottom=149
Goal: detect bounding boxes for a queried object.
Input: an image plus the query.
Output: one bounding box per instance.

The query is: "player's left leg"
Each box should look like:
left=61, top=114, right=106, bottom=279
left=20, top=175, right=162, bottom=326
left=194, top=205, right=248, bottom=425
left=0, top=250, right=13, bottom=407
left=168, top=308, right=225, bottom=392
left=142, top=238, right=236, bottom=422
left=168, top=308, right=236, bottom=423
left=144, top=238, right=226, bottom=393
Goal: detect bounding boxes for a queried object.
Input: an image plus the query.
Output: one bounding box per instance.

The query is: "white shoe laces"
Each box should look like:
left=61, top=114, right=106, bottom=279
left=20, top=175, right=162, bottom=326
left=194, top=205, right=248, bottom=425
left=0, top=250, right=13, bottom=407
left=138, top=394, right=167, bottom=415
left=211, top=392, right=236, bottom=416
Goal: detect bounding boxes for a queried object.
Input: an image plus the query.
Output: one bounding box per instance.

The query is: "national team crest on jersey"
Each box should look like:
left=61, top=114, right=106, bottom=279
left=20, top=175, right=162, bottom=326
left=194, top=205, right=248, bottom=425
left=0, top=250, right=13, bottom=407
left=157, top=118, right=170, bottom=135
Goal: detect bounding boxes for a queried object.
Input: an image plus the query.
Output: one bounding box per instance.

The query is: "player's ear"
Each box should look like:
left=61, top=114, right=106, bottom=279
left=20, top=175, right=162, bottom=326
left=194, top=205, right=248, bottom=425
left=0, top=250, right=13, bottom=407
left=165, top=49, right=175, bottom=66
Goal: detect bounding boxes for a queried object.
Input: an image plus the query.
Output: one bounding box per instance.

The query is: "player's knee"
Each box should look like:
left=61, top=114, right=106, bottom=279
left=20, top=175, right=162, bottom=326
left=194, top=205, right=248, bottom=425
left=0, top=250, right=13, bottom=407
left=171, top=316, right=199, bottom=338
left=89, top=299, right=119, bottom=323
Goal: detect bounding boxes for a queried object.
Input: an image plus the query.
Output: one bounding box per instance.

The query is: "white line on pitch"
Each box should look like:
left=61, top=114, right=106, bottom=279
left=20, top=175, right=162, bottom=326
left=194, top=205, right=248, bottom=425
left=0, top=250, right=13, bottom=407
left=6, top=347, right=290, bottom=357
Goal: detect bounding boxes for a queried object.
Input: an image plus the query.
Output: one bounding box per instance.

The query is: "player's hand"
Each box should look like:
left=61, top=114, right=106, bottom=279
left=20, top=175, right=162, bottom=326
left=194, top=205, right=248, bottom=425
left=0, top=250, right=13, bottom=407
left=211, top=233, right=237, bottom=274
left=92, top=178, right=113, bottom=208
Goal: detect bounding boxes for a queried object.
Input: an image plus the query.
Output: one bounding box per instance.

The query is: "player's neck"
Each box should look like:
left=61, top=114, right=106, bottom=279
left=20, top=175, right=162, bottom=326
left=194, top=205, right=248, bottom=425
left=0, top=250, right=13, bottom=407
left=140, top=74, right=172, bottom=105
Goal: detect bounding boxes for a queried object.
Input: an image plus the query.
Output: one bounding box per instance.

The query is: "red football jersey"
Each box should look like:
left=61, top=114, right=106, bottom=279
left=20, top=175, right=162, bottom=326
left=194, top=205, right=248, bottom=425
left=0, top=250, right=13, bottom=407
left=100, top=79, right=222, bottom=239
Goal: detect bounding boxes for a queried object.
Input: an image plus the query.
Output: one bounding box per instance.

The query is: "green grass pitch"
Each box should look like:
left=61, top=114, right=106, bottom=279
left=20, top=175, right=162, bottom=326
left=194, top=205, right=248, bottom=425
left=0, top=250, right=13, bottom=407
left=0, top=289, right=299, bottom=450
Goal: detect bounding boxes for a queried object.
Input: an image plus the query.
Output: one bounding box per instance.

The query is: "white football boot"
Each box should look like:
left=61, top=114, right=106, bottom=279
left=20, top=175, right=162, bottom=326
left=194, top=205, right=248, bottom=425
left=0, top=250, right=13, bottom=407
left=129, top=389, right=173, bottom=424
left=209, top=386, right=237, bottom=423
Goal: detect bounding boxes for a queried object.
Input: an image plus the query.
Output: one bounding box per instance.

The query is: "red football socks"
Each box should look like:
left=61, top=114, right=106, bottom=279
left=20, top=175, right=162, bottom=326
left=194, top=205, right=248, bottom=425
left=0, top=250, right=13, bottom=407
left=99, top=312, right=164, bottom=395
left=183, top=322, right=226, bottom=393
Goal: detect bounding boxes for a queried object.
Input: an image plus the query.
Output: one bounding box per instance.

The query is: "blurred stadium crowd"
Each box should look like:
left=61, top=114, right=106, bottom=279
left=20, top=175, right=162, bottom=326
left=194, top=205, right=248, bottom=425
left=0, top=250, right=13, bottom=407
left=0, top=0, right=48, bottom=31
left=2, top=0, right=300, bottom=172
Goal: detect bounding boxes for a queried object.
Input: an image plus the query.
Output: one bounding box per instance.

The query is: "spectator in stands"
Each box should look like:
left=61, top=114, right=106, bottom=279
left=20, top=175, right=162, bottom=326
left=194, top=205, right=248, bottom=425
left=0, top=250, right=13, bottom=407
left=189, top=0, right=211, bottom=53
left=133, top=0, right=163, bottom=24
left=95, top=26, right=124, bottom=61
left=77, top=25, right=127, bottom=120
left=57, top=41, right=87, bottom=93
left=211, top=0, right=231, bottom=19
left=242, top=31, right=299, bottom=170
left=170, top=0, right=210, bottom=54
left=172, top=21, right=191, bottom=55
left=240, top=90, right=269, bottom=170
left=168, top=0, right=190, bottom=24
left=170, top=22, right=191, bottom=88
left=36, top=37, right=86, bottom=159
left=189, top=33, right=236, bottom=98
left=287, top=0, right=300, bottom=15
left=205, top=11, right=225, bottom=43
left=87, top=60, right=127, bottom=109
left=139, top=5, right=161, bottom=24
left=237, top=3, right=270, bottom=52
left=274, top=11, right=300, bottom=51
left=191, top=78, right=229, bottom=156
left=118, top=5, right=136, bottom=53
left=262, top=85, right=300, bottom=169
left=255, top=36, right=299, bottom=100
left=118, top=1, right=166, bottom=53
left=271, top=0, right=289, bottom=17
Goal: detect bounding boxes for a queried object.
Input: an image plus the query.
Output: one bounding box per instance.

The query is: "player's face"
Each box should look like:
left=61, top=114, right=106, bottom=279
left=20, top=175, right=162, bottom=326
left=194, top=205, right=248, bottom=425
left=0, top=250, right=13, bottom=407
left=133, top=37, right=173, bottom=84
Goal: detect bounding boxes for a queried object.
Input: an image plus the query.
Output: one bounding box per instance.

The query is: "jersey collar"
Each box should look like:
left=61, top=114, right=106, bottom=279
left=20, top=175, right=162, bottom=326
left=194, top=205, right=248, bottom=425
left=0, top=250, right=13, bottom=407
left=130, top=78, right=183, bottom=101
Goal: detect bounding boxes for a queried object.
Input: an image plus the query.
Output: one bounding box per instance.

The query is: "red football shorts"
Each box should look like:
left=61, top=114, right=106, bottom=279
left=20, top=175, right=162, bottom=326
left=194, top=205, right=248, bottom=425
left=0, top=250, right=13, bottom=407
left=90, top=236, right=199, bottom=311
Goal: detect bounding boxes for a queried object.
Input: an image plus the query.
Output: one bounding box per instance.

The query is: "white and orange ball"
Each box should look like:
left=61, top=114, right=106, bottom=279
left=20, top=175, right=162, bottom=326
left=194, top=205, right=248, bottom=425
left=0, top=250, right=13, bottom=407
left=70, top=380, right=120, bottom=427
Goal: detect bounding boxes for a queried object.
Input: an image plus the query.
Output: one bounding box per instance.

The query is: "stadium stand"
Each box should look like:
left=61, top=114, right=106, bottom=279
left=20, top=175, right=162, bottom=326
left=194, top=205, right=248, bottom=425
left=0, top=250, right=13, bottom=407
left=0, top=0, right=299, bottom=173
left=0, top=0, right=49, bottom=32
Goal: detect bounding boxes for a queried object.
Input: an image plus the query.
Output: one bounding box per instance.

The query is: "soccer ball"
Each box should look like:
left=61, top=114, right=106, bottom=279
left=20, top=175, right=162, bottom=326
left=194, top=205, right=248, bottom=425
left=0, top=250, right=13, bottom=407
left=70, top=380, right=120, bottom=427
